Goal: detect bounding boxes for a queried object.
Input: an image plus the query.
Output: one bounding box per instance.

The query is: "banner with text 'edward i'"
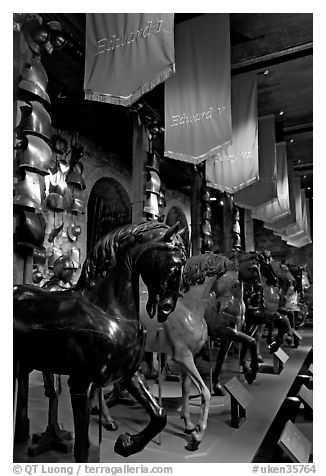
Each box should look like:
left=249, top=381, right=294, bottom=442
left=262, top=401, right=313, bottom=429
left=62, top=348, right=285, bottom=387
left=164, top=14, right=232, bottom=164
left=206, top=73, right=259, bottom=193
left=84, top=13, right=175, bottom=106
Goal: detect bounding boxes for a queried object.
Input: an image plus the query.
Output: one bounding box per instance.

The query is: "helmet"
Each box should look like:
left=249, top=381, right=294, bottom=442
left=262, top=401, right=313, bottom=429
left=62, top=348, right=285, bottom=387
left=145, top=170, right=161, bottom=194
left=67, top=223, right=81, bottom=242
left=47, top=247, right=63, bottom=268
left=45, top=192, right=67, bottom=211
left=146, top=151, right=160, bottom=172
left=18, top=79, right=50, bottom=106
left=144, top=193, right=159, bottom=217
left=21, top=58, right=48, bottom=91
left=14, top=171, right=43, bottom=211
left=15, top=210, right=46, bottom=249
left=22, top=100, right=52, bottom=141
left=53, top=255, right=75, bottom=279
left=18, top=134, right=51, bottom=175
left=66, top=171, right=86, bottom=190
left=70, top=198, right=84, bottom=214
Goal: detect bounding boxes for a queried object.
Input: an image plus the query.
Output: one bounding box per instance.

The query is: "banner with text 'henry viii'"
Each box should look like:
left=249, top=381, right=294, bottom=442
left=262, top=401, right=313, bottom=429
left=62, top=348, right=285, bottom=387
left=84, top=13, right=175, bottom=106
left=164, top=14, right=231, bottom=163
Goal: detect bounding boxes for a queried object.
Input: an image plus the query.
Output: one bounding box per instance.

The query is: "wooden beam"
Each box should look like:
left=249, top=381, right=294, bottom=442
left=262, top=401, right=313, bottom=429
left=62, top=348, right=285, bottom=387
left=231, top=42, right=313, bottom=75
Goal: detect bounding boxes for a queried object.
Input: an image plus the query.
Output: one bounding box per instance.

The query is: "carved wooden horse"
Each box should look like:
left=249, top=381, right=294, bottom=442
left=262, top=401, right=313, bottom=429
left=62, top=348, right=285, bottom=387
left=14, top=221, right=186, bottom=462
left=207, top=251, right=263, bottom=396
left=287, top=263, right=311, bottom=327
left=141, top=252, right=254, bottom=451
left=240, top=253, right=293, bottom=366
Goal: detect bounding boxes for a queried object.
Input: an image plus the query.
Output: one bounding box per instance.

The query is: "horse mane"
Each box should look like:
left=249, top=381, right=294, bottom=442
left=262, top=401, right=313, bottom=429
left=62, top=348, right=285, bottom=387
left=77, top=221, right=174, bottom=288
left=181, top=252, right=235, bottom=293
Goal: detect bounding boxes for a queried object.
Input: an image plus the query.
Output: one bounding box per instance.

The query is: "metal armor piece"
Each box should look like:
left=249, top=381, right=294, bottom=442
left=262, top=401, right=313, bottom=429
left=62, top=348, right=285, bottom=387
left=67, top=224, right=81, bottom=242
left=66, top=171, right=86, bottom=190
left=203, top=235, right=214, bottom=251
left=45, top=193, right=67, bottom=211
left=19, top=134, right=51, bottom=175
left=146, top=151, right=160, bottom=172
left=47, top=247, right=63, bottom=268
left=70, top=198, right=84, bottom=214
left=21, top=58, right=48, bottom=91
left=202, top=220, right=212, bottom=236
left=203, top=203, right=212, bottom=220
left=19, top=79, right=51, bottom=106
left=22, top=101, right=52, bottom=141
left=202, top=187, right=211, bottom=202
left=70, top=247, right=80, bottom=268
left=53, top=255, right=75, bottom=277
left=145, top=170, right=161, bottom=195
left=47, top=168, right=68, bottom=196
left=33, top=248, right=47, bottom=265
left=14, top=171, right=43, bottom=211
left=15, top=210, right=46, bottom=249
left=144, top=193, right=159, bottom=217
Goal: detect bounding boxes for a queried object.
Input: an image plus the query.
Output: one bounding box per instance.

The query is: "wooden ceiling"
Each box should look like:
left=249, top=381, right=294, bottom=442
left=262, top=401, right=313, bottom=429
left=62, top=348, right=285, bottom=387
left=39, top=13, right=313, bottom=197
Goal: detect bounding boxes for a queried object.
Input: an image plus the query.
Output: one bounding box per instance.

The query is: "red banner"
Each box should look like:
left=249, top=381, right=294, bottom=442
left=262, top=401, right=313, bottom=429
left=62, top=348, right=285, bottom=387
left=84, top=14, right=175, bottom=106
left=164, top=14, right=231, bottom=163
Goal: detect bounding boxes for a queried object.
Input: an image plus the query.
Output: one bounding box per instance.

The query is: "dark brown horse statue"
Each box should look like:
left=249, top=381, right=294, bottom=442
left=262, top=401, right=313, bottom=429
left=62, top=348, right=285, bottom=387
left=14, top=221, right=186, bottom=462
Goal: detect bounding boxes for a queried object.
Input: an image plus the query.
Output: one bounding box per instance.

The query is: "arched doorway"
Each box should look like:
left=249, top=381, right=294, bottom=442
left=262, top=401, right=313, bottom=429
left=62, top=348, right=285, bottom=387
left=165, top=206, right=190, bottom=256
left=87, top=177, right=131, bottom=253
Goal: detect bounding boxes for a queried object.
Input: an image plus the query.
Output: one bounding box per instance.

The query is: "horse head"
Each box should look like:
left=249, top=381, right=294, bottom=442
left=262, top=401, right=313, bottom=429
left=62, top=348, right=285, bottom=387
left=133, top=221, right=187, bottom=323
left=228, top=250, right=261, bottom=283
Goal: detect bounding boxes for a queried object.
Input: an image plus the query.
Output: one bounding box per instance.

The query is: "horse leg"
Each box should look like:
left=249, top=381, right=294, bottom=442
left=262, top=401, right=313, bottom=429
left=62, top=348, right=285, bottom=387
left=269, top=313, right=292, bottom=352
left=212, top=339, right=230, bottom=396
left=68, top=377, right=93, bottom=463
left=222, top=327, right=258, bottom=384
left=114, top=370, right=167, bottom=457
left=174, top=350, right=211, bottom=451
left=255, top=324, right=265, bottom=362
left=90, top=387, right=118, bottom=431
left=179, top=370, right=195, bottom=433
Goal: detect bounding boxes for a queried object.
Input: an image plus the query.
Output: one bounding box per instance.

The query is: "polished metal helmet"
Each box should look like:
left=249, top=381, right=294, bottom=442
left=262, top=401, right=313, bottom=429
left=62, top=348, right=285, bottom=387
left=53, top=255, right=75, bottom=278
left=22, top=100, right=52, bottom=141
left=66, top=171, right=86, bottom=190
left=21, top=58, right=48, bottom=91
left=70, top=198, right=84, bottom=214
left=45, top=192, right=67, bottom=211
left=47, top=247, right=63, bottom=268
left=143, top=193, right=159, bottom=217
left=145, top=170, right=161, bottom=195
left=67, top=223, right=81, bottom=242
left=15, top=210, right=46, bottom=249
left=202, top=220, right=212, bottom=236
left=19, top=134, right=51, bottom=175
left=146, top=151, right=160, bottom=172
left=14, top=171, right=43, bottom=211
left=19, top=79, right=50, bottom=105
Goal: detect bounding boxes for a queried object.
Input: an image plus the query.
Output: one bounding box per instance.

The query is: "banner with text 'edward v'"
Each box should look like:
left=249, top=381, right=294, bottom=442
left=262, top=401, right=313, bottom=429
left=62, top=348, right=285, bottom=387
left=164, top=14, right=231, bottom=164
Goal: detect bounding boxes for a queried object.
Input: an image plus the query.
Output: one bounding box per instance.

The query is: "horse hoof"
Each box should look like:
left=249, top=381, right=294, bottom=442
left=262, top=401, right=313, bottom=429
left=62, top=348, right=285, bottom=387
left=104, top=421, right=118, bottom=431
left=114, top=433, right=134, bottom=457
left=257, top=354, right=264, bottom=363
left=185, top=432, right=201, bottom=452
left=213, top=384, right=226, bottom=396
left=245, top=373, right=255, bottom=385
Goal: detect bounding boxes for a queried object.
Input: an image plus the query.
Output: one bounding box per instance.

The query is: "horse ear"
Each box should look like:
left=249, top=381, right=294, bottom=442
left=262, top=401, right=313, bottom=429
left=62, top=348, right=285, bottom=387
left=163, top=221, right=180, bottom=242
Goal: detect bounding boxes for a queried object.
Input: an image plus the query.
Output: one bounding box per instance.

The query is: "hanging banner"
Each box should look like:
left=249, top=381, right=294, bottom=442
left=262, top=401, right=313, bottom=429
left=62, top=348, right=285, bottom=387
left=234, top=115, right=276, bottom=209
left=274, top=186, right=304, bottom=238
left=264, top=160, right=297, bottom=231
left=84, top=13, right=175, bottom=106
left=251, top=142, right=290, bottom=222
left=287, top=198, right=312, bottom=247
left=164, top=14, right=231, bottom=163
left=206, top=73, right=258, bottom=193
